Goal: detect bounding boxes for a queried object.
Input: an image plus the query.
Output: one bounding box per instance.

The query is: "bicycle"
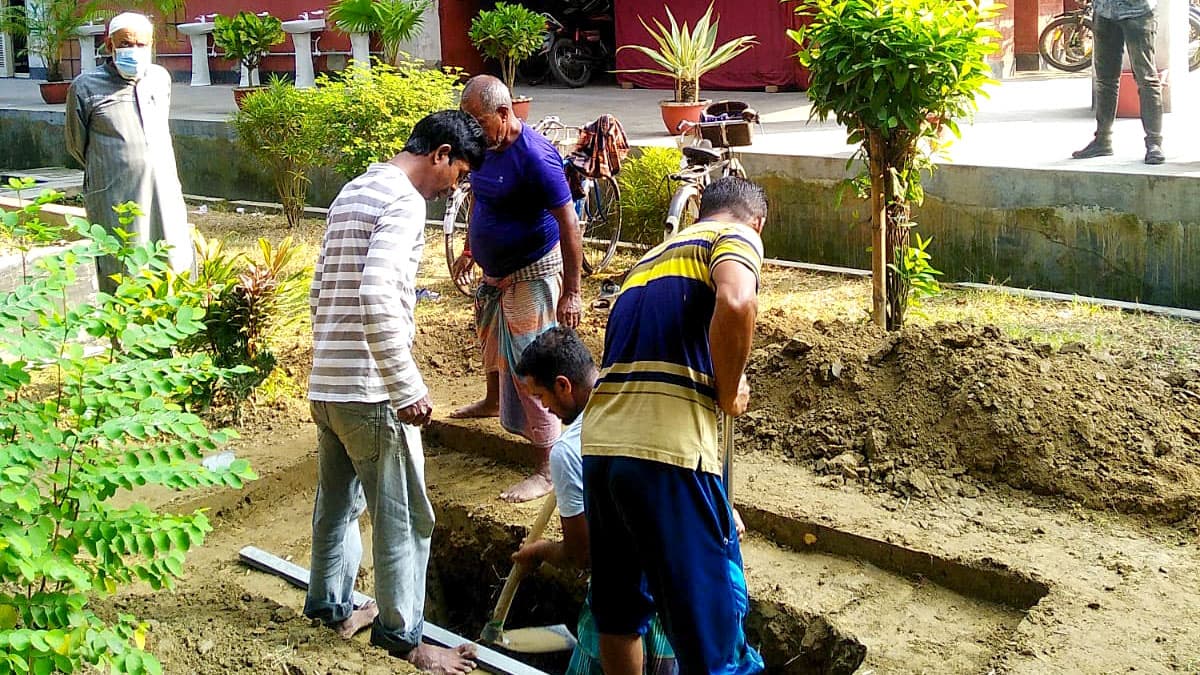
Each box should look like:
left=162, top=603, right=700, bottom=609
left=1039, top=0, right=1094, bottom=72
left=443, top=115, right=623, bottom=296
left=663, top=118, right=750, bottom=242
left=1039, top=0, right=1200, bottom=73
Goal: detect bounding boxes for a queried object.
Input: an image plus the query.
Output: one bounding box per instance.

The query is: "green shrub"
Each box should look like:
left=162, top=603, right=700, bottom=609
left=617, top=147, right=682, bottom=244
left=329, top=0, right=432, bottom=64
left=180, top=231, right=310, bottom=419
left=0, top=179, right=256, bottom=674
left=314, top=60, right=464, bottom=180
left=232, top=76, right=333, bottom=228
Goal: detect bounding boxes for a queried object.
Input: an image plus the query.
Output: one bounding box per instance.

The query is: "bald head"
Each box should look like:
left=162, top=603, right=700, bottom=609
left=460, top=75, right=518, bottom=150
left=461, top=75, right=511, bottom=114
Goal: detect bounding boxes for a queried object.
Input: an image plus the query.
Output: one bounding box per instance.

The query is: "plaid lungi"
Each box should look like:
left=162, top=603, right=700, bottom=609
left=475, top=245, right=563, bottom=447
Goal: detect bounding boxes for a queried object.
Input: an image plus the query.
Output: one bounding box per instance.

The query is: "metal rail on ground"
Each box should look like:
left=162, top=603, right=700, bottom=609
left=237, top=546, right=552, bottom=675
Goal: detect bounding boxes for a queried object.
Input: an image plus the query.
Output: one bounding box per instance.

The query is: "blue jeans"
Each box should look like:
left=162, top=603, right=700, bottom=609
left=304, top=400, right=436, bottom=655
left=1092, top=12, right=1163, bottom=146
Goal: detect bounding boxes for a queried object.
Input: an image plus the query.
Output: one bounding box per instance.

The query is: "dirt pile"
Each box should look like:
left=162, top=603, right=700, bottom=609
left=743, top=320, right=1200, bottom=525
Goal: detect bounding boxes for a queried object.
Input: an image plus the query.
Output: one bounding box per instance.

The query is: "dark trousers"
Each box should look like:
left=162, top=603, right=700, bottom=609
left=1092, top=12, right=1163, bottom=147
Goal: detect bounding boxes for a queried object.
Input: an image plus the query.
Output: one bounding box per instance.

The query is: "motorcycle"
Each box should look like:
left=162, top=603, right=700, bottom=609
left=545, top=0, right=615, bottom=88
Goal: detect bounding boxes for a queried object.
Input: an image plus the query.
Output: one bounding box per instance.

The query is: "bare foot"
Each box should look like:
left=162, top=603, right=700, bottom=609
left=450, top=399, right=499, bottom=419
left=406, top=642, right=478, bottom=675
left=335, top=601, right=378, bottom=639
left=500, top=471, right=553, bottom=503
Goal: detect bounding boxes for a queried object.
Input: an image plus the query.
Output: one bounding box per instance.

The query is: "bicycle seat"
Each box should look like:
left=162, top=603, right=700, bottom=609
left=683, top=140, right=723, bottom=166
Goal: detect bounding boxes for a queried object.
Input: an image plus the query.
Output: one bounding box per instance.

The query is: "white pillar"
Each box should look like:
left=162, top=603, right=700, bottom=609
left=397, top=0, right=442, bottom=65
left=187, top=34, right=211, bottom=86
left=77, top=35, right=98, bottom=71
left=292, top=31, right=316, bottom=88
left=349, top=32, right=370, bottom=68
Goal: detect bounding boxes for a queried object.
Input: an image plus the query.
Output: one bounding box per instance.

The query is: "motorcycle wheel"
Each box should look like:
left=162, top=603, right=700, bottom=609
left=548, top=37, right=593, bottom=88
left=1188, top=10, right=1199, bottom=72
left=1039, top=15, right=1094, bottom=72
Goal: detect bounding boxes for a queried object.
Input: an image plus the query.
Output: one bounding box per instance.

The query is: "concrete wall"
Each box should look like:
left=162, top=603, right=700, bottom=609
left=745, top=153, right=1200, bottom=309
left=5, top=107, right=1199, bottom=308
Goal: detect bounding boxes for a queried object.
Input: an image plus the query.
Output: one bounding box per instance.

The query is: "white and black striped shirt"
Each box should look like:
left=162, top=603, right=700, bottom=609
left=308, top=163, right=427, bottom=409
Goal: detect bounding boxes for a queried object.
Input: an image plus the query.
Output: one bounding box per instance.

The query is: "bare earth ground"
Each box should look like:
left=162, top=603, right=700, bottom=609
left=100, top=210, right=1200, bottom=674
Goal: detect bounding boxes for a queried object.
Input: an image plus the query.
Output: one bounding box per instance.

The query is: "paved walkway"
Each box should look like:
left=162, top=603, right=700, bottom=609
left=1, top=70, right=1198, bottom=177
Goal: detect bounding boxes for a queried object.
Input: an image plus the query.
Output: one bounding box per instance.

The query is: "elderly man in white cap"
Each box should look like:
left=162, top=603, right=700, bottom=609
left=65, top=12, right=194, bottom=293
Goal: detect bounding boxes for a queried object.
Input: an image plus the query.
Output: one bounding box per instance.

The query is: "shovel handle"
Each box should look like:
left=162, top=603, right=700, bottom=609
left=489, top=492, right=559, bottom=629
left=722, top=413, right=735, bottom=500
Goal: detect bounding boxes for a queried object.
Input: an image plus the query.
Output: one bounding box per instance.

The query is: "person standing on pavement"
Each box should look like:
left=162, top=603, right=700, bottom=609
left=452, top=74, right=585, bottom=503
left=65, top=12, right=195, bottom=293
left=581, top=176, right=768, bottom=675
left=305, top=111, right=485, bottom=675
left=1071, top=0, right=1165, bottom=164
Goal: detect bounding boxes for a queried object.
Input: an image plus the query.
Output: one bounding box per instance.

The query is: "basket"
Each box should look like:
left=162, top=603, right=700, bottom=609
left=697, top=100, right=754, bottom=147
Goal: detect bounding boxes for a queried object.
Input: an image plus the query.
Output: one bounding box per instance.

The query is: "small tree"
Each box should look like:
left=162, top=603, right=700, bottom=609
left=232, top=76, right=332, bottom=227
left=0, top=180, right=256, bottom=674
left=790, top=0, right=998, bottom=329
left=468, top=2, right=546, bottom=92
left=212, top=11, right=285, bottom=79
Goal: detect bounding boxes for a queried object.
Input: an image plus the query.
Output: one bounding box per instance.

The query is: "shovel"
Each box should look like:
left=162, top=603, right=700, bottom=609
left=723, top=412, right=735, bottom=499
left=479, top=492, right=577, bottom=654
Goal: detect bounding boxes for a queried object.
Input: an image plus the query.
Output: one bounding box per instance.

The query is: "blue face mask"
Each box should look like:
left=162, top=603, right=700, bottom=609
left=113, top=46, right=151, bottom=80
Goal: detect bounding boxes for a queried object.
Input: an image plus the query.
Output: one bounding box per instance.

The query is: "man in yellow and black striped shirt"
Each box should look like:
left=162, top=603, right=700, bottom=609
left=582, top=177, right=768, bottom=675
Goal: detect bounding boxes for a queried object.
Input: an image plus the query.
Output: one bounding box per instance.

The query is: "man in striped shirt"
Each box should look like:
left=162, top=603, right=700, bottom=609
left=582, top=177, right=768, bottom=675
left=305, top=111, right=485, bottom=674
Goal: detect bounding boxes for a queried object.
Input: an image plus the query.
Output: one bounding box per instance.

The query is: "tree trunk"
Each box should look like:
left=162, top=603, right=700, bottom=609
left=866, top=131, right=888, bottom=329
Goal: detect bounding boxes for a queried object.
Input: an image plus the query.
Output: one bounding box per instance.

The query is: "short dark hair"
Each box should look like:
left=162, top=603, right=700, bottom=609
left=515, top=326, right=594, bottom=391
left=403, top=110, right=487, bottom=171
left=698, top=176, right=769, bottom=224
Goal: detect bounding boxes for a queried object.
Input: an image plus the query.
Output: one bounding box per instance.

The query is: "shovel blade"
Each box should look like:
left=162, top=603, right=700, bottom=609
left=498, top=625, right=577, bottom=654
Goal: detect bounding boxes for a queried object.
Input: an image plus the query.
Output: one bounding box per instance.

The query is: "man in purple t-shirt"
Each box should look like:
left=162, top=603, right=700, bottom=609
left=453, top=75, right=584, bottom=503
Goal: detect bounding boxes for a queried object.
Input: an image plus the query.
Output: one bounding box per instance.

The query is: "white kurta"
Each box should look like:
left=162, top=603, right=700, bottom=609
left=65, top=62, right=194, bottom=293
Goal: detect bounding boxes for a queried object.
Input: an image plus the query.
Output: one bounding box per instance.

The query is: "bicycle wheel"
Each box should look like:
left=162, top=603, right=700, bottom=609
left=1039, top=15, right=1093, bottom=72
left=579, top=175, right=621, bottom=276
left=548, top=37, right=593, bottom=88
left=443, top=186, right=479, bottom=297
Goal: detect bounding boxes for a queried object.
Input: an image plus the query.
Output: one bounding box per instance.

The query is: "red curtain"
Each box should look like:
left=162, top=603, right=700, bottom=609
left=614, top=0, right=811, bottom=91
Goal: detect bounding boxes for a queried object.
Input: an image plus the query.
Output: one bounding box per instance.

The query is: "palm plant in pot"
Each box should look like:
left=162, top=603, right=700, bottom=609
left=212, top=11, right=285, bottom=107
left=469, top=2, right=546, bottom=120
left=329, top=0, right=431, bottom=67
left=0, top=0, right=100, bottom=104
left=616, top=4, right=757, bottom=135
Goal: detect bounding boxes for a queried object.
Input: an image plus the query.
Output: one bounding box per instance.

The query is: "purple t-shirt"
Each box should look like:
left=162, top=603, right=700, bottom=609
left=469, top=123, right=572, bottom=278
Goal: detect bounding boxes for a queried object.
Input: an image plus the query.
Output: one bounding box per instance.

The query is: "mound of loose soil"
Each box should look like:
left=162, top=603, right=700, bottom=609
left=743, top=320, right=1200, bottom=525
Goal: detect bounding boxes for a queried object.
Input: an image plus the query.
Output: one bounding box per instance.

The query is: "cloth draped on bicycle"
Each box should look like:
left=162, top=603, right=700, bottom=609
left=563, top=114, right=629, bottom=200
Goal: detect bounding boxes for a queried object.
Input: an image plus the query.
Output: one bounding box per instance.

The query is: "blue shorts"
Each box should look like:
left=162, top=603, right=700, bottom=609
left=582, top=455, right=764, bottom=675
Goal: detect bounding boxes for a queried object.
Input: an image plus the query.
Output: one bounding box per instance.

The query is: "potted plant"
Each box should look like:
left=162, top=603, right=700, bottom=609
left=469, top=2, right=546, bottom=120
left=0, top=0, right=99, bottom=104
left=616, top=4, right=757, bottom=135
left=212, top=11, right=285, bottom=107
left=329, top=0, right=431, bottom=67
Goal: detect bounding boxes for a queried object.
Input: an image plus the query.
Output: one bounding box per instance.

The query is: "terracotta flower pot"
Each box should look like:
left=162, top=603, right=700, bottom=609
left=39, top=81, right=71, bottom=105
left=659, top=100, right=710, bottom=136
left=512, top=97, right=532, bottom=121
left=233, top=86, right=267, bottom=109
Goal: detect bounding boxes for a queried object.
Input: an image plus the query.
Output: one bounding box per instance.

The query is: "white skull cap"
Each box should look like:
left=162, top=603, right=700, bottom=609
left=108, top=12, right=154, bottom=36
